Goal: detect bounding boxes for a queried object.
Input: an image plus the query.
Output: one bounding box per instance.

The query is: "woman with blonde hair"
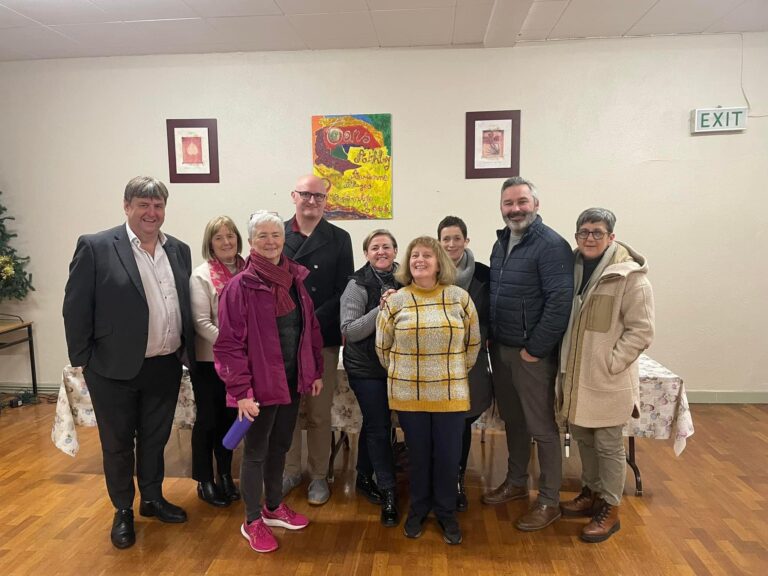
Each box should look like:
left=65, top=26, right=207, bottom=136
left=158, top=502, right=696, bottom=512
left=190, top=215, right=245, bottom=507
left=376, top=236, right=480, bottom=545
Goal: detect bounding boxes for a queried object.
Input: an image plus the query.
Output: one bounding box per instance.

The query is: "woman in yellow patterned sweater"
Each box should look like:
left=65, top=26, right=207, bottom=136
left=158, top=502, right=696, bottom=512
left=376, top=236, right=480, bottom=545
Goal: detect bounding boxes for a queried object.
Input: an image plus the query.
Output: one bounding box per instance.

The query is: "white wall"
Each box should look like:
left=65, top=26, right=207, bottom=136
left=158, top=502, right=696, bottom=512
left=1, top=32, right=766, bottom=396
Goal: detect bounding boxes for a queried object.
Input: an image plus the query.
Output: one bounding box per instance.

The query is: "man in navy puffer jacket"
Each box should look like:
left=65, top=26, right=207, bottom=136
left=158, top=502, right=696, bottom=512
left=482, top=176, right=573, bottom=532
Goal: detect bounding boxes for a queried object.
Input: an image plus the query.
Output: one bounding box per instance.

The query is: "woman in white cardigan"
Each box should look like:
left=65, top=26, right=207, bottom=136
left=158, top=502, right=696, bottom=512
left=189, top=215, right=246, bottom=507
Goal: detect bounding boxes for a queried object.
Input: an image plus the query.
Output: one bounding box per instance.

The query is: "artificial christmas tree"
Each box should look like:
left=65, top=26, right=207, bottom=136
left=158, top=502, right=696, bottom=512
left=0, top=190, right=34, bottom=301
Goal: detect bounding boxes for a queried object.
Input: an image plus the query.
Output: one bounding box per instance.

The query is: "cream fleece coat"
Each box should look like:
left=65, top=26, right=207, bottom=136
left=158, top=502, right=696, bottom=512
left=557, top=241, right=655, bottom=428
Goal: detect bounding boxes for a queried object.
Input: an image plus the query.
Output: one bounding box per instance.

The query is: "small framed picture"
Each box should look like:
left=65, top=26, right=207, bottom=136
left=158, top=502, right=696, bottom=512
left=166, top=118, right=219, bottom=183
left=465, top=110, right=520, bottom=179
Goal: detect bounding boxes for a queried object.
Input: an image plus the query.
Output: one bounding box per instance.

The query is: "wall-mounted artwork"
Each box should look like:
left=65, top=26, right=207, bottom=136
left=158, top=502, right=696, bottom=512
left=312, top=114, right=392, bottom=220
left=166, top=118, right=219, bottom=183
left=465, top=110, right=520, bottom=179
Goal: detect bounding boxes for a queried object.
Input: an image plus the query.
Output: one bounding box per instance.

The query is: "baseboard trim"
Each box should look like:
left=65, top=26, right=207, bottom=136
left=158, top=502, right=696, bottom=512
left=686, top=390, right=768, bottom=404
left=0, top=382, right=59, bottom=394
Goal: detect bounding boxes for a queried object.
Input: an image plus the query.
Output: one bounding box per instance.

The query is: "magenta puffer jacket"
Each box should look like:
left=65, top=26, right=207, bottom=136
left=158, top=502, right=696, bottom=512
left=214, top=258, right=324, bottom=407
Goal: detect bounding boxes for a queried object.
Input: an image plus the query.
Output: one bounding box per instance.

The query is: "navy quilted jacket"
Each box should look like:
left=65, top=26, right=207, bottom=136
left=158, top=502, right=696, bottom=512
left=489, top=215, right=574, bottom=358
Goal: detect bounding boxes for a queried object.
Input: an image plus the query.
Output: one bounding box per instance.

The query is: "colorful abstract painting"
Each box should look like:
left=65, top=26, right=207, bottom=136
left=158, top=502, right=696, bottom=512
left=312, top=113, right=392, bottom=220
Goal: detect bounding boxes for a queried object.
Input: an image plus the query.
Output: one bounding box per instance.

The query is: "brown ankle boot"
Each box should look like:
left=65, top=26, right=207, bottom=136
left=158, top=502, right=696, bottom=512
left=560, top=486, right=599, bottom=517
left=580, top=501, right=620, bottom=543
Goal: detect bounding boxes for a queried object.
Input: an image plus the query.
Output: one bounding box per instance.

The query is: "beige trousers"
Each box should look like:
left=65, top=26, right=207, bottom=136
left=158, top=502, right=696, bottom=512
left=570, top=422, right=626, bottom=506
left=284, top=346, right=339, bottom=480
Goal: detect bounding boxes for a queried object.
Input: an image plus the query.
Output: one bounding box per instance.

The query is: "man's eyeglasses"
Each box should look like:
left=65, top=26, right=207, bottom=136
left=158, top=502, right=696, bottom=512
left=576, top=230, right=608, bottom=240
left=294, top=190, right=327, bottom=202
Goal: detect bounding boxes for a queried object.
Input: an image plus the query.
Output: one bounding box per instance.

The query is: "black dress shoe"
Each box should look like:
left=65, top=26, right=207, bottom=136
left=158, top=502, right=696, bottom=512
left=139, top=497, right=188, bottom=523
left=356, top=474, right=383, bottom=505
left=111, top=509, right=135, bottom=549
left=380, top=488, right=399, bottom=527
left=219, top=474, right=241, bottom=502
left=197, top=481, right=229, bottom=507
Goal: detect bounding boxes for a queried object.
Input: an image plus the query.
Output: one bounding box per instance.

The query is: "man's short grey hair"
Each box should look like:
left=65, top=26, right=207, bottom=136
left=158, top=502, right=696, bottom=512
left=248, top=210, right=284, bottom=239
left=124, top=176, right=169, bottom=204
left=576, top=208, right=616, bottom=234
left=501, top=176, right=539, bottom=203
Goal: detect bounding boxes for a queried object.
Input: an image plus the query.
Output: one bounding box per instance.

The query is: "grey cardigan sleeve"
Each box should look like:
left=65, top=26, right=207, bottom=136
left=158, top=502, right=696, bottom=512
left=340, top=279, right=379, bottom=343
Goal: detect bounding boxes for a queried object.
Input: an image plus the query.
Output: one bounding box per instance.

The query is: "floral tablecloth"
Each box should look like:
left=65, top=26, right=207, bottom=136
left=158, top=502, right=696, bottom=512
left=52, top=363, right=363, bottom=457
left=52, top=355, right=692, bottom=457
left=475, top=354, right=694, bottom=456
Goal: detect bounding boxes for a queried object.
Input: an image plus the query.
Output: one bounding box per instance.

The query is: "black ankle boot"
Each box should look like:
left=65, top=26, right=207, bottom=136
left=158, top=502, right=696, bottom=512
left=457, top=470, right=468, bottom=512
left=356, top=474, right=383, bottom=505
left=380, top=488, right=399, bottom=527
left=197, top=481, right=229, bottom=507
left=219, top=474, right=241, bottom=502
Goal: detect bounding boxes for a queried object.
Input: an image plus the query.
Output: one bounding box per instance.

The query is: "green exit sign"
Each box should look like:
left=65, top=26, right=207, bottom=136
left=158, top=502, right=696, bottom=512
left=692, top=107, right=747, bottom=133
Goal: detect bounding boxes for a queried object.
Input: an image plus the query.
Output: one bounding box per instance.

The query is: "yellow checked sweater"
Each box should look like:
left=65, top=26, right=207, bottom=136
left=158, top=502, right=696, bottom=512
left=376, top=283, right=480, bottom=412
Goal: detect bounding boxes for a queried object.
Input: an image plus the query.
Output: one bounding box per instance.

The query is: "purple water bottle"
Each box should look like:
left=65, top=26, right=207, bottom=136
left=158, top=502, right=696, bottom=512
left=223, top=417, right=252, bottom=450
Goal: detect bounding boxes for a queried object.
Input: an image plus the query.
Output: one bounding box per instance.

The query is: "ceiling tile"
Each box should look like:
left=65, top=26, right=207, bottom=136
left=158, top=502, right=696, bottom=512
left=90, top=0, right=197, bottom=21
left=0, top=4, right=35, bottom=28
left=372, top=7, right=454, bottom=47
left=516, top=28, right=549, bottom=41
left=452, top=1, right=493, bottom=44
left=520, top=0, right=567, bottom=32
left=287, top=11, right=378, bottom=49
left=550, top=0, right=656, bottom=38
left=274, top=0, right=368, bottom=15
left=206, top=15, right=307, bottom=50
left=0, top=24, right=92, bottom=59
left=183, top=0, right=282, bottom=18
left=484, top=0, right=534, bottom=47
left=367, top=0, right=455, bottom=10
left=0, top=0, right=111, bottom=25
left=707, top=0, right=768, bottom=33
left=629, top=0, right=745, bottom=36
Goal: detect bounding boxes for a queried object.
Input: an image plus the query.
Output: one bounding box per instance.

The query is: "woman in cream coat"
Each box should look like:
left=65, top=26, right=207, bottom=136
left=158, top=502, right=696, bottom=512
left=557, top=208, right=655, bottom=544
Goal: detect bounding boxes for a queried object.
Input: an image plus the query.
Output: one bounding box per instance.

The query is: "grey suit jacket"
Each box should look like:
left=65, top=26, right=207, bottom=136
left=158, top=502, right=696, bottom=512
left=63, top=224, right=195, bottom=380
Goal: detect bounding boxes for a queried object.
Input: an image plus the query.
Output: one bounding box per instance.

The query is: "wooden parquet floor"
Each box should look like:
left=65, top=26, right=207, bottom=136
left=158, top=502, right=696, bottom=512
left=0, top=403, right=765, bottom=575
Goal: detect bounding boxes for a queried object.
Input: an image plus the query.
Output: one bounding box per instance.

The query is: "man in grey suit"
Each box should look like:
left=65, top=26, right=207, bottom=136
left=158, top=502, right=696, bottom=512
left=63, top=176, right=195, bottom=549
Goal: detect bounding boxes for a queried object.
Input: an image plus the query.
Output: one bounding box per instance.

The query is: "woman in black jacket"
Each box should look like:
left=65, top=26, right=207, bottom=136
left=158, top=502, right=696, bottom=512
left=340, top=229, right=401, bottom=526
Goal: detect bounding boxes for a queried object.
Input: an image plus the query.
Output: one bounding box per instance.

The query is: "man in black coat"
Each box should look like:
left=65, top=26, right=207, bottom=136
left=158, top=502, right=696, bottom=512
left=63, top=176, right=195, bottom=549
left=483, top=176, right=574, bottom=532
left=281, top=174, right=354, bottom=505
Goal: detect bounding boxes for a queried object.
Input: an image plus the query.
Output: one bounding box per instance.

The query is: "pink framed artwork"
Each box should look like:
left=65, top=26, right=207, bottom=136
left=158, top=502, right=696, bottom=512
left=166, top=118, right=219, bottom=183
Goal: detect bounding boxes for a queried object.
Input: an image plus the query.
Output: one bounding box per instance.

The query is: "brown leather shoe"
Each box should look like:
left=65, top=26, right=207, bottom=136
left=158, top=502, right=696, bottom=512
left=581, top=502, right=620, bottom=543
left=481, top=481, right=528, bottom=505
left=560, top=486, right=600, bottom=517
left=515, top=503, right=562, bottom=531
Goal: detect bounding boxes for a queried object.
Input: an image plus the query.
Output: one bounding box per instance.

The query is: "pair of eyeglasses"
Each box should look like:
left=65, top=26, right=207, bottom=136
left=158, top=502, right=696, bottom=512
left=293, top=190, right=327, bottom=202
left=575, top=230, right=607, bottom=240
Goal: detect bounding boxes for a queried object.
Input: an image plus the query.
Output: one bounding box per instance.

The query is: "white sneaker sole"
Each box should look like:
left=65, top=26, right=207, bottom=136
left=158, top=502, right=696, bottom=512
left=262, top=517, right=309, bottom=531
left=240, top=523, right=278, bottom=552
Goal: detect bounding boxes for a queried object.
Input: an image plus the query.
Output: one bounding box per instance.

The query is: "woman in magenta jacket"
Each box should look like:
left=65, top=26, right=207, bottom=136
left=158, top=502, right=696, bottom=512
left=214, top=210, right=323, bottom=554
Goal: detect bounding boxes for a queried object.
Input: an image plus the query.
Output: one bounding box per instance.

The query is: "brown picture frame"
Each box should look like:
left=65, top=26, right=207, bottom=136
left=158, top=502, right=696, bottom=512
left=166, top=118, right=220, bottom=183
left=465, top=110, right=520, bottom=179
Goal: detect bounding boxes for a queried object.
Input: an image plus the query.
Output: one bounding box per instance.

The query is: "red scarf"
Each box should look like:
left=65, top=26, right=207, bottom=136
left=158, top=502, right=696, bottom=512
left=208, top=255, right=246, bottom=295
left=247, top=249, right=296, bottom=317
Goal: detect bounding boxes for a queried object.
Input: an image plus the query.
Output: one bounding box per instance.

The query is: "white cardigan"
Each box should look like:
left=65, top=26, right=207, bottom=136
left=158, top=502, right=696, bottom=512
left=189, top=262, right=220, bottom=363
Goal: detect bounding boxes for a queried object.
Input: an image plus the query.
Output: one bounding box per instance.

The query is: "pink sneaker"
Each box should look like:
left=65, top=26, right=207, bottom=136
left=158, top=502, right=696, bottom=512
left=261, top=502, right=309, bottom=530
left=241, top=519, right=278, bottom=553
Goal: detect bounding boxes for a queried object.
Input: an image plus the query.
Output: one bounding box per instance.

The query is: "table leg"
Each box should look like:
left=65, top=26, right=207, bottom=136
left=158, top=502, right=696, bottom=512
left=27, top=325, right=38, bottom=396
left=328, top=431, right=349, bottom=483
left=626, top=436, right=643, bottom=496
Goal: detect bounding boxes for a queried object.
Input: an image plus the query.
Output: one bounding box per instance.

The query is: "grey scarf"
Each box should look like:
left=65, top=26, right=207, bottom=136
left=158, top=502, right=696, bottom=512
left=454, top=249, right=475, bottom=291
